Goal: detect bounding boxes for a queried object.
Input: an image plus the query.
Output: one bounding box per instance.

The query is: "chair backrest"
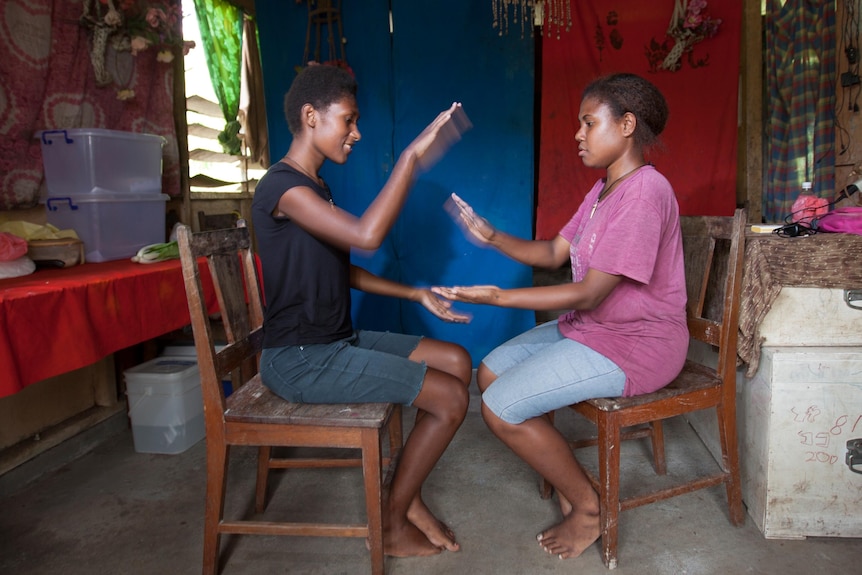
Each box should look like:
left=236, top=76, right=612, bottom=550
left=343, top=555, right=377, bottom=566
left=679, top=209, right=747, bottom=382
left=177, top=220, right=264, bottom=428
left=198, top=210, right=240, bottom=232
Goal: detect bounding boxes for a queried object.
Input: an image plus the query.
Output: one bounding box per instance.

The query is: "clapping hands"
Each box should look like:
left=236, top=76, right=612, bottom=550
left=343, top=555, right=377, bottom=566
left=416, top=289, right=473, bottom=323
left=412, top=103, right=473, bottom=173
left=445, top=193, right=496, bottom=246
left=431, top=285, right=501, bottom=305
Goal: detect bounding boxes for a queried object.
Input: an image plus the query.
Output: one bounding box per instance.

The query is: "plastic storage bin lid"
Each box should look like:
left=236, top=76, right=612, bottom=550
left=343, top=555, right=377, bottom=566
left=162, top=345, right=198, bottom=356
left=124, top=357, right=200, bottom=394
left=37, top=128, right=166, bottom=143
left=162, top=344, right=226, bottom=356
left=46, top=191, right=169, bottom=204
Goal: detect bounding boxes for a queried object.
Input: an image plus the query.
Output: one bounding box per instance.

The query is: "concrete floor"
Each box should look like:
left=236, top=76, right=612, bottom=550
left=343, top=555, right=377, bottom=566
left=1, top=384, right=860, bottom=575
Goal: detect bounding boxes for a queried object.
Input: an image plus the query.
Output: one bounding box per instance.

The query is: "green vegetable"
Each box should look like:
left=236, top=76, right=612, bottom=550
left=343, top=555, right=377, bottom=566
left=131, top=241, right=179, bottom=263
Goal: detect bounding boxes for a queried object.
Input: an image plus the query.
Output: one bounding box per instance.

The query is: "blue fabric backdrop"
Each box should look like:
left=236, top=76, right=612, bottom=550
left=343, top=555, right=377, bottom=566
left=257, top=1, right=535, bottom=366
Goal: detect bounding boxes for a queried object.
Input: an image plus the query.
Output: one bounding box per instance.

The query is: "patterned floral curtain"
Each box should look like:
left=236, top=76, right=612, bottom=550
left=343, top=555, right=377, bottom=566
left=0, top=0, right=182, bottom=210
left=764, top=0, right=836, bottom=222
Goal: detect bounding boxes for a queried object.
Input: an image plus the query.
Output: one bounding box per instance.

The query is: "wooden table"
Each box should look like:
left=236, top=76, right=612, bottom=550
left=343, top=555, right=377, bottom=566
left=0, top=258, right=216, bottom=398
left=738, top=231, right=862, bottom=376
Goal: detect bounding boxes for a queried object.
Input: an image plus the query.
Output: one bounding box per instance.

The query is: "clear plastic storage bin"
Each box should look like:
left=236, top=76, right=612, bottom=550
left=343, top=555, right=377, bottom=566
left=46, top=192, right=168, bottom=263
left=38, top=128, right=165, bottom=196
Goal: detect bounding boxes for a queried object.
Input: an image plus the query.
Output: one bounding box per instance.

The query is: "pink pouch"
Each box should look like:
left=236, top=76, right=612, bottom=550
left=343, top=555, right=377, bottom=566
left=816, top=207, right=862, bottom=235
left=0, top=232, right=28, bottom=261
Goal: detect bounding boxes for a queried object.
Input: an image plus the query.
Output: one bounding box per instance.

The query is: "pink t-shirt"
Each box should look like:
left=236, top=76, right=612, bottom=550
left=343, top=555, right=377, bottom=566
left=558, top=165, right=688, bottom=396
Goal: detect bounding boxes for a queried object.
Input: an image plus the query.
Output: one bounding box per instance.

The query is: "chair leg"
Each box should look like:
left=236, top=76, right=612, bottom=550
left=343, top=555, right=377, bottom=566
left=254, top=446, right=271, bottom=513
left=203, top=444, right=230, bottom=575
left=597, top=414, right=621, bottom=570
left=715, top=403, right=745, bottom=525
left=539, top=476, right=555, bottom=500
left=361, top=428, right=386, bottom=575
left=649, top=420, right=667, bottom=475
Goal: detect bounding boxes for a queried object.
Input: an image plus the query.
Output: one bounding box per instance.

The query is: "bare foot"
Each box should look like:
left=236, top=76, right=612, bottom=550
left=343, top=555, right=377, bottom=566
left=383, top=520, right=442, bottom=558
left=536, top=509, right=601, bottom=559
left=407, top=498, right=460, bottom=552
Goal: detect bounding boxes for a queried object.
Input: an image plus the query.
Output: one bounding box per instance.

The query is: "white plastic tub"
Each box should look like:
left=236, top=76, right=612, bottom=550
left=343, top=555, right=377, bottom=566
left=162, top=344, right=233, bottom=397
left=124, top=357, right=205, bottom=455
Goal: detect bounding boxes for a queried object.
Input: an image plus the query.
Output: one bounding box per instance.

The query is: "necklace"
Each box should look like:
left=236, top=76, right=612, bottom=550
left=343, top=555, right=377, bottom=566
left=283, top=155, right=335, bottom=208
left=589, top=164, right=646, bottom=219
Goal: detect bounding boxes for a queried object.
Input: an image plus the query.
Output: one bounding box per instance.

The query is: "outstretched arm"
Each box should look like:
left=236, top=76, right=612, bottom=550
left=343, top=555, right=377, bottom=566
left=432, top=268, right=622, bottom=312
left=280, top=104, right=469, bottom=253
left=447, top=193, right=570, bottom=269
left=351, top=265, right=471, bottom=323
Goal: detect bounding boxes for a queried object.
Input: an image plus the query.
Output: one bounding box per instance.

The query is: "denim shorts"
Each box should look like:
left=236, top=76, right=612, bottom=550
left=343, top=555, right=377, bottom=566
left=481, top=320, right=626, bottom=424
left=259, top=330, right=426, bottom=405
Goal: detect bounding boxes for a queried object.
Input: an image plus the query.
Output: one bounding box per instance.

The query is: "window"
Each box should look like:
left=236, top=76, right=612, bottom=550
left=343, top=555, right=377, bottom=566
left=182, top=6, right=265, bottom=194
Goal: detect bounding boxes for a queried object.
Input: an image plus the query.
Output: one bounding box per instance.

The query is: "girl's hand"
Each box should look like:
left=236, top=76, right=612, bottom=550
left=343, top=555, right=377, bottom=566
left=446, top=193, right=496, bottom=245
left=409, top=103, right=472, bottom=172
left=415, top=289, right=472, bottom=323
left=431, top=285, right=501, bottom=305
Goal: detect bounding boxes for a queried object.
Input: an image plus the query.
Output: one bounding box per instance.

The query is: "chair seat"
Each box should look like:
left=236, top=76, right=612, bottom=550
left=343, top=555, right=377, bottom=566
left=584, top=360, right=721, bottom=412
left=225, top=375, right=395, bottom=428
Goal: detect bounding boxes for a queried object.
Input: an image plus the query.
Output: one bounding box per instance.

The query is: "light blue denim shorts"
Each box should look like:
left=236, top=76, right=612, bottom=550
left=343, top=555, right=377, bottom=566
left=259, top=330, right=426, bottom=405
left=481, top=320, right=626, bottom=424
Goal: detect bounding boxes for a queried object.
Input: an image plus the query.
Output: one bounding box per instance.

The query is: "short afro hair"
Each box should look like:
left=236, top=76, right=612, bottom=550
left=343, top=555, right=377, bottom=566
left=283, top=64, right=358, bottom=135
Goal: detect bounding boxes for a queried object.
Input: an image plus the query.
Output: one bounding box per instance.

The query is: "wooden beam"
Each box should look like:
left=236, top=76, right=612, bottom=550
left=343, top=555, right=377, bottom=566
left=0, top=404, right=125, bottom=476
left=740, top=2, right=763, bottom=223
left=226, top=0, right=254, bottom=16
left=173, top=37, right=191, bottom=225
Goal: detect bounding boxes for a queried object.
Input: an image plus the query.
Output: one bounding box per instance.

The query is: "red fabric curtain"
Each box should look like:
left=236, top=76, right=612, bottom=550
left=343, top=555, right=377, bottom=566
left=536, top=0, right=742, bottom=239
left=0, top=0, right=181, bottom=211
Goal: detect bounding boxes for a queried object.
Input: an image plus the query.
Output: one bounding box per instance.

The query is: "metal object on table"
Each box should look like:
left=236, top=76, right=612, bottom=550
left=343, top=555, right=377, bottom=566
left=847, top=439, right=862, bottom=474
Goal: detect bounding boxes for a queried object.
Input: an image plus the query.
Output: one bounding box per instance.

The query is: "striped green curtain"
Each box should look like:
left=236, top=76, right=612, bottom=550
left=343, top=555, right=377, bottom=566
left=193, top=0, right=243, bottom=155
left=764, top=0, right=835, bottom=222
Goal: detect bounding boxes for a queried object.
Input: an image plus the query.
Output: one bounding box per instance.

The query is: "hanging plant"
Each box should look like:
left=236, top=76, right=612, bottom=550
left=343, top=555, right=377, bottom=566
left=658, top=0, right=721, bottom=72
left=81, top=0, right=124, bottom=86
left=111, top=0, right=190, bottom=59
left=81, top=0, right=195, bottom=97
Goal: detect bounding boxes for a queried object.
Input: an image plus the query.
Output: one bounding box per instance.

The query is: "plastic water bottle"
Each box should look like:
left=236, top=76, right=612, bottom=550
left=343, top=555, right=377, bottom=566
left=791, top=182, right=828, bottom=225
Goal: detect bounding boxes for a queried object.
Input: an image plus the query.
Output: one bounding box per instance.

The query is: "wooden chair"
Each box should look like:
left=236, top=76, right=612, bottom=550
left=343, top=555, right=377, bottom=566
left=540, top=208, right=747, bottom=569
left=177, top=221, right=402, bottom=575
left=197, top=210, right=239, bottom=232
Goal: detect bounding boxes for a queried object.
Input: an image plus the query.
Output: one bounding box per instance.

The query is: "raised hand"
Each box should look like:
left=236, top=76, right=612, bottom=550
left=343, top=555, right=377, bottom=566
left=445, top=193, right=496, bottom=245
left=409, top=103, right=472, bottom=172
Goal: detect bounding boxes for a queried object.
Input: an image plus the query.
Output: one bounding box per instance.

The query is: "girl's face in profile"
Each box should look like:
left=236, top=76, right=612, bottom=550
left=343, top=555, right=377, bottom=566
left=575, top=97, right=627, bottom=170
left=312, top=96, right=362, bottom=165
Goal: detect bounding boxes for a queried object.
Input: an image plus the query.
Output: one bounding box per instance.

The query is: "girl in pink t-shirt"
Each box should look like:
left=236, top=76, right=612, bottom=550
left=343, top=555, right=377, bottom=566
left=433, top=73, right=687, bottom=562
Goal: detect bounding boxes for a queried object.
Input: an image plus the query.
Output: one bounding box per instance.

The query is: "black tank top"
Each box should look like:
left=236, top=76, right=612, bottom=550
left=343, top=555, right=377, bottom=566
left=251, top=161, right=352, bottom=347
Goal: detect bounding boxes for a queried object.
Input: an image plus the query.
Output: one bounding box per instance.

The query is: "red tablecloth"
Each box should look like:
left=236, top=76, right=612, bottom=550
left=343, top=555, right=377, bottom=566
left=0, top=259, right=216, bottom=398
